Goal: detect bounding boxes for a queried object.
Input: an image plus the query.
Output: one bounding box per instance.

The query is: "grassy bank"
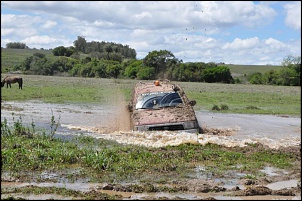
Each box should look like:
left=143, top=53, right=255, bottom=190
left=1, top=74, right=300, bottom=116
left=1, top=117, right=298, bottom=185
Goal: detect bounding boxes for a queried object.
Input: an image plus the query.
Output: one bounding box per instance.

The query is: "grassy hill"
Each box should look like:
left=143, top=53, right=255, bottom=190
left=1, top=48, right=54, bottom=72
left=224, top=64, right=281, bottom=75
left=1, top=48, right=282, bottom=78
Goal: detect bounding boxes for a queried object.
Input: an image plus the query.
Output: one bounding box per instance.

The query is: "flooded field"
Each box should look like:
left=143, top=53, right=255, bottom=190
left=1, top=100, right=300, bottom=149
left=1, top=100, right=301, bottom=200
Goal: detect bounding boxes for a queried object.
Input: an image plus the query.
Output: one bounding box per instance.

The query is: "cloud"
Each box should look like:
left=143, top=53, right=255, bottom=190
left=41, top=20, right=57, bottom=29
left=222, top=37, right=260, bottom=50
left=284, top=2, right=301, bottom=31
left=1, top=1, right=300, bottom=65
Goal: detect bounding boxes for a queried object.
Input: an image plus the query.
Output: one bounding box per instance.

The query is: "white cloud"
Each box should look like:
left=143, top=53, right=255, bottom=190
left=222, top=37, right=260, bottom=50
left=41, top=20, right=57, bottom=29
left=1, top=1, right=300, bottom=65
left=265, top=38, right=286, bottom=50
left=284, top=2, right=301, bottom=31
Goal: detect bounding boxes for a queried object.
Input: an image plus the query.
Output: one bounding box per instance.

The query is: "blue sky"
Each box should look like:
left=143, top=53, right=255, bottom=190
left=1, top=1, right=301, bottom=65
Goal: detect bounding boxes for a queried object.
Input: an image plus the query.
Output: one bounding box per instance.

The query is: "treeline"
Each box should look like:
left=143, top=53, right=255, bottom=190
left=5, top=37, right=301, bottom=86
left=6, top=42, right=28, bottom=49
left=13, top=49, right=236, bottom=83
left=248, top=55, right=301, bottom=86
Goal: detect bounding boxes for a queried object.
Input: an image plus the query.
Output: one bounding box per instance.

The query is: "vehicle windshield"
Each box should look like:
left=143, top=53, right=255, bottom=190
left=135, top=91, right=183, bottom=109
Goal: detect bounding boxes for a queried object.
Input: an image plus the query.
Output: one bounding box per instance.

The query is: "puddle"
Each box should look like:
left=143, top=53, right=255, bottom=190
left=266, top=179, right=300, bottom=190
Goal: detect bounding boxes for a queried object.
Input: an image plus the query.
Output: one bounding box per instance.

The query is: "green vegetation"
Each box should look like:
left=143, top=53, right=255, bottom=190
left=1, top=48, right=54, bottom=72
left=1, top=74, right=300, bottom=116
left=226, top=64, right=282, bottom=75
left=2, top=116, right=298, bottom=186
left=2, top=38, right=300, bottom=86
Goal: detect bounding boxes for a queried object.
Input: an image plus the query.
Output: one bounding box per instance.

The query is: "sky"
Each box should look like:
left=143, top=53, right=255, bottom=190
left=1, top=1, right=301, bottom=65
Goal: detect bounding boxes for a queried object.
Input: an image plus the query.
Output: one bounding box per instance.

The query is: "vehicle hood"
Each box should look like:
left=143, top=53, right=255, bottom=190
left=131, top=104, right=197, bottom=126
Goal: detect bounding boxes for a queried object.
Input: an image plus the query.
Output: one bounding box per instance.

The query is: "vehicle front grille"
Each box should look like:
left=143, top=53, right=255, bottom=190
left=148, top=124, right=184, bottom=131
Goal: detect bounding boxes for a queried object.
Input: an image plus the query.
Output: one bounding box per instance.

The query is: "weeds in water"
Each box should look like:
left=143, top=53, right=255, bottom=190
left=245, top=174, right=257, bottom=180
left=1, top=116, right=299, bottom=185
left=50, top=109, right=61, bottom=139
left=1, top=118, right=11, bottom=136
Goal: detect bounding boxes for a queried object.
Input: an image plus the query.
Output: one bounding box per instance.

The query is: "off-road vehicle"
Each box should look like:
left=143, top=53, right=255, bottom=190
left=127, top=80, right=200, bottom=133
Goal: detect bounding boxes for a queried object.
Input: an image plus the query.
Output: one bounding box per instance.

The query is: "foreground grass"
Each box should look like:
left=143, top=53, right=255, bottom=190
left=1, top=117, right=299, bottom=185
left=1, top=74, right=301, bottom=116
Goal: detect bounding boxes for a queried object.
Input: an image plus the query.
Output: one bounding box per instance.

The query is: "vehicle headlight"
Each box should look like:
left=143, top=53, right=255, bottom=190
left=183, top=121, right=197, bottom=129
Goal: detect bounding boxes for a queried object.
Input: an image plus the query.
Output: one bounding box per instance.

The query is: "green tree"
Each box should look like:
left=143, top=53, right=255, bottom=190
left=123, top=59, right=142, bottom=79
left=143, top=50, right=177, bottom=79
left=53, top=46, right=74, bottom=56
left=202, top=66, right=234, bottom=83
left=137, top=67, right=155, bottom=80
left=73, top=36, right=87, bottom=53
left=6, top=42, right=27, bottom=49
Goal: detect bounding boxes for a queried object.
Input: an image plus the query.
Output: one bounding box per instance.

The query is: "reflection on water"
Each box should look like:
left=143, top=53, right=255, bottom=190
left=1, top=100, right=301, bottom=149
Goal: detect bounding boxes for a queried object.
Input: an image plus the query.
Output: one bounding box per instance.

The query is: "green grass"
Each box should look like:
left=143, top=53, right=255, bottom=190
left=1, top=48, right=54, bottom=71
left=1, top=74, right=300, bottom=116
left=1, top=118, right=298, bottom=184
left=219, top=64, right=282, bottom=83
left=225, top=64, right=282, bottom=75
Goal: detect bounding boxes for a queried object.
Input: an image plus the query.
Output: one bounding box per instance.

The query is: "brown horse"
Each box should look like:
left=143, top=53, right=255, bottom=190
left=1, top=76, right=23, bottom=89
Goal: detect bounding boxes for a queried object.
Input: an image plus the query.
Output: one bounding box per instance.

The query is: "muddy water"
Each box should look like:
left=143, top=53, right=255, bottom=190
left=1, top=100, right=300, bottom=149
left=1, top=100, right=301, bottom=200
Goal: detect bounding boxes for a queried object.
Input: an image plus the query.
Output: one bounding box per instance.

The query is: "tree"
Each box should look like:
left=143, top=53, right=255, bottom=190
left=73, top=36, right=87, bottom=53
left=202, top=66, right=234, bottom=83
left=143, top=50, right=177, bottom=79
left=280, top=55, right=300, bottom=86
left=6, top=42, right=27, bottom=49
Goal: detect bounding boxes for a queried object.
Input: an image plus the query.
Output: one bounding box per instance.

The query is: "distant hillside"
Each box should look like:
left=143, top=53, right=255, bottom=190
left=1, top=48, right=91, bottom=72
left=1, top=48, right=54, bottom=72
left=224, top=64, right=281, bottom=75
left=1, top=47, right=282, bottom=77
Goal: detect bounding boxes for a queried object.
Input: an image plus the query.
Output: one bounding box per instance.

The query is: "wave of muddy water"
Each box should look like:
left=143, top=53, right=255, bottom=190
left=1, top=100, right=300, bottom=149
left=1, top=100, right=301, bottom=200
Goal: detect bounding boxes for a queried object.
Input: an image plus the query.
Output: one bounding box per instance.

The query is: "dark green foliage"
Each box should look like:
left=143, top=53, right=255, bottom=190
left=136, top=66, right=156, bottom=80
left=52, top=46, right=74, bottom=57
left=6, top=42, right=27, bottom=49
left=212, top=104, right=220, bottom=111
left=211, top=104, right=229, bottom=111
left=202, top=66, right=234, bottom=83
left=123, top=59, right=143, bottom=79
left=73, top=36, right=136, bottom=59
left=247, top=55, right=300, bottom=86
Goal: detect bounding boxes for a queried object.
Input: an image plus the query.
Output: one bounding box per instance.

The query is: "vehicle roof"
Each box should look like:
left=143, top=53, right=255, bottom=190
left=132, top=80, right=184, bottom=103
left=135, top=80, right=175, bottom=93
